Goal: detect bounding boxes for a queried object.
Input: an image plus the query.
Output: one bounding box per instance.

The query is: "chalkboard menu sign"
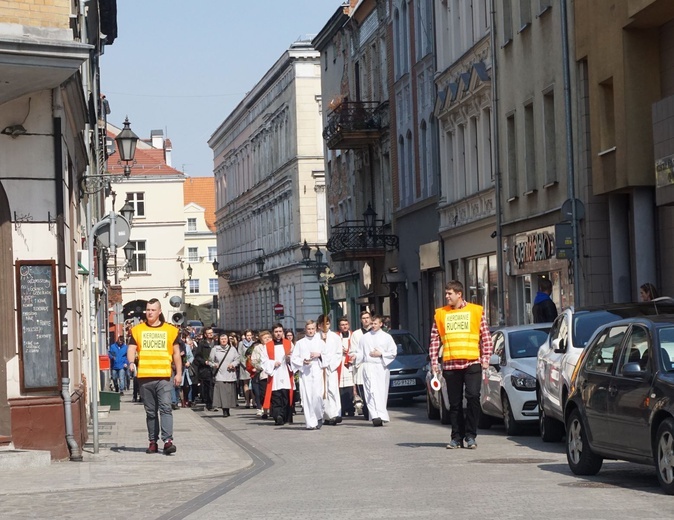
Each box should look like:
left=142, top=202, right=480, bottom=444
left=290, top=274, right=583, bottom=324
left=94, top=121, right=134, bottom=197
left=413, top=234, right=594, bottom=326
left=16, top=260, right=60, bottom=392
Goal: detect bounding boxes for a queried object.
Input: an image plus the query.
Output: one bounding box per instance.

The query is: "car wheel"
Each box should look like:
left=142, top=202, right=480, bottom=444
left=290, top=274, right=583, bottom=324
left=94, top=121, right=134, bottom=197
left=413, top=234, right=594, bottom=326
left=426, top=391, right=440, bottom=420
left=478, top=410, right=492, bottom=429
left=439, top=392, right=451, bottom=425
left=655, top=418, right=674, bottom=495
left=566, top=409, right=603, bottom=475
left=502, top=393, right=522, bottom=436
left=539, top=394, right=564, bottom=442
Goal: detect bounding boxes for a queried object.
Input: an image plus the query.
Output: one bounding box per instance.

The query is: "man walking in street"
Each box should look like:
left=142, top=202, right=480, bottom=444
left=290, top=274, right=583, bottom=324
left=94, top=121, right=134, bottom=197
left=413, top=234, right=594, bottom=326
left=429, top=281, right=493, bottom=450
left=337, top=317, right=356, bottom=417
left=109, top=335, right=128, bottom=395
left=260, top=323, right=294, bottom=425
left=317, top=314, right=343, bottom=425
left=193, top=327, right=216, bottom=411
left=290, top=320, right=326, bottom=430
left=127, top=299, right=182, bottom=455
left=351, top=314, right=397, bottom=426
left=350, top=310, right=372, bottom=419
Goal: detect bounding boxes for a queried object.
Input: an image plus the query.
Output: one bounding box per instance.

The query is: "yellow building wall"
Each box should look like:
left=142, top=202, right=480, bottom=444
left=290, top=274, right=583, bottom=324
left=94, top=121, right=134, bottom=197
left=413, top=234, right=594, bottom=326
left=0, top=0, right=71, bottom=28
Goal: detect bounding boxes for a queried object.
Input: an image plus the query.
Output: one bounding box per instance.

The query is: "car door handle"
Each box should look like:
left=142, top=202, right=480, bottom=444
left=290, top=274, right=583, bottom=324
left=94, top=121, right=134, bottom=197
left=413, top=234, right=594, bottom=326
left=608, top=385, right=618, bottom=397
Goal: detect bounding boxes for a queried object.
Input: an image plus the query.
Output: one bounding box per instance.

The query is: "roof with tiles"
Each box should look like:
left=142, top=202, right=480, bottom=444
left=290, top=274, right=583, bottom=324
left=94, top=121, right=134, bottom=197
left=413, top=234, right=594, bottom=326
left=106, top=125, right=183, bottom=177
left=184, top=177, right=216, bottom=232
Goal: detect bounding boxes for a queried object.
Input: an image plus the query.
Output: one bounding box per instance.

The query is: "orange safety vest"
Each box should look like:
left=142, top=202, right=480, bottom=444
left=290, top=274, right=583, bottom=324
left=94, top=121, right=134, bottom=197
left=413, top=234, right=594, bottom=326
left=130, top=321, right=179, bottom=378
left=434, top=303, right=482, bottom=362
left=262, top=339, right=294, bottom=409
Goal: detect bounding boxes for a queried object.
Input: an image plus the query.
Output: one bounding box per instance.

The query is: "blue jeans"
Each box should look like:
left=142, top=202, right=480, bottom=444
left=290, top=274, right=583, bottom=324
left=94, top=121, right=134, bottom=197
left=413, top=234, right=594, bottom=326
left=139, top=379, right=174, bottom=443
left=112, top=368, right=127, bottom=392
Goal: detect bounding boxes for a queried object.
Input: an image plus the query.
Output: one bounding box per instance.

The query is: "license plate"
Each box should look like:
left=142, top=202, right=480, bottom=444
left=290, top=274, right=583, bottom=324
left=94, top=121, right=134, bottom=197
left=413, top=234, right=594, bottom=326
left=391, top=378, right=416, bottom=387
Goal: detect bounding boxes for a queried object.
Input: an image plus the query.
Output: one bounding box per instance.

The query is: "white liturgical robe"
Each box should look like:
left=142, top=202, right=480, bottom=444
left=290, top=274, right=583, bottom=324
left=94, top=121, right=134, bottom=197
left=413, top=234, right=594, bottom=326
left=290, top=334, right=326, bottom=428
left=260, top=342, right=293, bottom=391
left=321, top=329, right=343, bottom=420
left=355, top=329, right=397, bottom=422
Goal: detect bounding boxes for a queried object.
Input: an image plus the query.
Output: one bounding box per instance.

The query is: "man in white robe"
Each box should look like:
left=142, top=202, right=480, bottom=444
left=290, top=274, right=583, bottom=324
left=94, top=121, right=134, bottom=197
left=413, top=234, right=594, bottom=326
left=290, top=321, right=326, bottom=430
left=317, top=314, right=343, bottom=425
left=352, top=314, right=397, bottom=426
left=350, top=311, right=372, bottom=419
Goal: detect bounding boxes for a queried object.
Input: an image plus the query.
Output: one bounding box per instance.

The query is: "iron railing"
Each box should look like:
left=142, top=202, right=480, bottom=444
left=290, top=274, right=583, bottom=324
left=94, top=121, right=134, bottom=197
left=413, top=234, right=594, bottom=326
left=322, top=101, right=382, bottom=144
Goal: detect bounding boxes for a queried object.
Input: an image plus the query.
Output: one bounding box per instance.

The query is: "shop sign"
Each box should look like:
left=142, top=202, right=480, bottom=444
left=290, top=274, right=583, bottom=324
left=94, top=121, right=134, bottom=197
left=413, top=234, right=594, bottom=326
left=514, top=231, right=555, bottom=268
left=656, top=153, right=674, bottom=188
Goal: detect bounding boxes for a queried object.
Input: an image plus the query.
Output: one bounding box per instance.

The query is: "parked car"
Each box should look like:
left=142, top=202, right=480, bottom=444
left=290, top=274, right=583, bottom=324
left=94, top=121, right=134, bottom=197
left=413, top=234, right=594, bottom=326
left=564, top=315, right=674, bottom=494
left=536, top=300, right=674, bottom=442
left=387, top=329, right=428, bottom=401
left=480, top=323, right=551, bottom=435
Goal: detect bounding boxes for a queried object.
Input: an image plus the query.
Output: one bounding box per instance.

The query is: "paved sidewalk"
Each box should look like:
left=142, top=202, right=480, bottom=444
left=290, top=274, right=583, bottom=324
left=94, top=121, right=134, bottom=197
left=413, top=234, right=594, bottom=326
left=0, top=394, right=252, bottom=497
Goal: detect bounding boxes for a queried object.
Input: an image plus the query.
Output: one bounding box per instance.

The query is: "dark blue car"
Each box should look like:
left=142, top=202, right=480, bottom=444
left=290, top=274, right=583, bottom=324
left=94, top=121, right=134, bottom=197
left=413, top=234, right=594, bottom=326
left=387, top=330, right=428, bottom=401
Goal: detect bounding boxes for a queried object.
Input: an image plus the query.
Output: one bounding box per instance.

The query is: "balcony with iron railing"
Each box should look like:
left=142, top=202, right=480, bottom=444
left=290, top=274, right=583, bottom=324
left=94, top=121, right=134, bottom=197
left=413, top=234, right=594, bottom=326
left=322, top=101, right=383, bottom=150
left=326, top=204, right=399, bottom=261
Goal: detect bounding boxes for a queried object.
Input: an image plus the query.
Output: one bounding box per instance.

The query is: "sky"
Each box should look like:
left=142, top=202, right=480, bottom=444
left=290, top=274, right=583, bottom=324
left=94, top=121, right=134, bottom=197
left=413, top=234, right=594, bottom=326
left=101, top=1, right=343, bottom=177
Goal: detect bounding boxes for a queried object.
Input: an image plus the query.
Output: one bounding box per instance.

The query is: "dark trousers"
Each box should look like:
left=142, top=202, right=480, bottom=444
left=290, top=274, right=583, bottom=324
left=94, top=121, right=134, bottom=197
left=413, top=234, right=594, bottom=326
left=340, top=385, right=355, bottom=416
left=201, top=378, right=214, bottom=409
left=356, top=384, right=369, bottom=420
left=270, top=388, right=291, bottom=424
left=251, top=375, right=267, bottom=409
left=443, top=364, right=482, bottom=442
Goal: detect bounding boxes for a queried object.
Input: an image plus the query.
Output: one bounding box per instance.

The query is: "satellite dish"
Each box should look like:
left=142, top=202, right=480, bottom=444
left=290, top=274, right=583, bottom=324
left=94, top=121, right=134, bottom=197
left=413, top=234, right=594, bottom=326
left=169, top=296, right=183, bottom=308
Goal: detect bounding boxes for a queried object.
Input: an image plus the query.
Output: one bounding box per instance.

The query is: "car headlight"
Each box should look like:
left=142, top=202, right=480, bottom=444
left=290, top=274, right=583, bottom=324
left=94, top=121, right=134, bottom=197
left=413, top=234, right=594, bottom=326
left=510, top=370, right=536, bottom=390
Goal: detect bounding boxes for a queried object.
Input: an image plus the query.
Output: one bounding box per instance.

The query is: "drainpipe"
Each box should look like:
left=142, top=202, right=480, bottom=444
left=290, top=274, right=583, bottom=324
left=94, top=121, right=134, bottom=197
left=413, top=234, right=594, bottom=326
left=490, top=0, right=506, bottom=326
left=560, top=0, right=580, bottom=305
left=53, top=110, right=82, bottom=460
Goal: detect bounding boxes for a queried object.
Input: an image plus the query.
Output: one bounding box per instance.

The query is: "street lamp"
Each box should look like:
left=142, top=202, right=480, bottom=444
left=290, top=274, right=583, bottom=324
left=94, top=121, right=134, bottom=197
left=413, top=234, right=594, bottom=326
left=115, top=117, right=139, bottom=176
left=187, top=264, right=193, bottom=279
left=301, top=240, right=329, bottom=278
left=123, top=242, right=135, bottom=273
left=79, top=117, right=139, bottom=195
left=119, top=200, right=135, bottom=224
left=212, top=259, right=219, bottom=273
left=363, top=203, right=377, bottom=229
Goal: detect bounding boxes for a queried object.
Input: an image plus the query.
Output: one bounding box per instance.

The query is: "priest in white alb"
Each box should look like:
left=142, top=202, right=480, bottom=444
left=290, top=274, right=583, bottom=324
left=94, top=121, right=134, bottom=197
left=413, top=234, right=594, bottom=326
left=290, top=320, right=325, bottom=430
left=317, top=314, right=343, bottom=425
left=351, top=314, right=397, bottom=427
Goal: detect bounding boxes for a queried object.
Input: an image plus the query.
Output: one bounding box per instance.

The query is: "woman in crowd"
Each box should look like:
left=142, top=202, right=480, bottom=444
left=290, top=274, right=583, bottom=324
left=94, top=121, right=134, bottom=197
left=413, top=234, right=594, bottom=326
left=209, top=333, right=240, bottom=417
left=237, top=330, right=255, bottom=408
left=251, top=330, right=272, bottom=418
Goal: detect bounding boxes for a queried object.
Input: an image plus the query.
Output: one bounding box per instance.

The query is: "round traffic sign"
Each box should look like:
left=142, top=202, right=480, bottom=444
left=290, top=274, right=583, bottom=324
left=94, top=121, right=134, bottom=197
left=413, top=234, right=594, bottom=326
left=273, top=303, right=284, bottom=316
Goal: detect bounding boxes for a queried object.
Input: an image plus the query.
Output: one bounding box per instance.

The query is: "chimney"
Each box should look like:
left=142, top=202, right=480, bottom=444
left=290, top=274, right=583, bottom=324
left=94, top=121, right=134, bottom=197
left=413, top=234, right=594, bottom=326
left=150, top=129, right=164, bottom=150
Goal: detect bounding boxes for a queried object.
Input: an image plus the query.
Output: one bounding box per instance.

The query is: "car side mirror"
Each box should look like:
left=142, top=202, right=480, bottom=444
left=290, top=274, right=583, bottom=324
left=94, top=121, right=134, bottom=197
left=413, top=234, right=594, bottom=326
left=553, top=337, right=566, bottom=354
left=622, top=362, right=644, bottom=378
left=489, top=354, right=501, bottom=370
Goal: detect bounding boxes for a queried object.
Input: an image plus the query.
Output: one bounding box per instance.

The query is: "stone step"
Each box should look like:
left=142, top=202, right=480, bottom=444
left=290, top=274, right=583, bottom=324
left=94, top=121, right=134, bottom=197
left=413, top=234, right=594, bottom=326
left=0, top=447, right=51, bottom=469
left=98, top=405, right=111, bottom=419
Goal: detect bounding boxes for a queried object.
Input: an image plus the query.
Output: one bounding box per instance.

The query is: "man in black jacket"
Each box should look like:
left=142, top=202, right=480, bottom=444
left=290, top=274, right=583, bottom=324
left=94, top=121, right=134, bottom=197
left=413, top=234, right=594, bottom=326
left=532, top=278, right=558, bottom=323
left=192, top=327, right=216, bottom=410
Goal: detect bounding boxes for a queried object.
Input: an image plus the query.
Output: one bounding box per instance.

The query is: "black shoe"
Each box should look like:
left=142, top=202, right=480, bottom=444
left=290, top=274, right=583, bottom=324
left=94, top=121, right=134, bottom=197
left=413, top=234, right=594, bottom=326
left=223, top=409, right=230, bottom=417
left=171, top=403, right=179, bottom=410
left=132, top=397, right=137, bottom=403
left=261, top=413, right=268, bottom=420
left=274, top=416, right=284, bottom=425
left=163, top=440, right=177, bottom=455
left=334, top=416, right=343, bottom=424
left=119, top=391, right=124, bottom=396
left=372, top=418, right=383, bottom=427
left=146, top=441, right=158, bottom=454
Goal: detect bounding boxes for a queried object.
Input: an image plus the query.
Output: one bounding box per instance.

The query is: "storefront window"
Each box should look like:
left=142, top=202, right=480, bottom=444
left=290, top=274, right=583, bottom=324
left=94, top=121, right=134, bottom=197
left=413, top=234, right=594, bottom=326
left=465, top=255, right=499, bottom=326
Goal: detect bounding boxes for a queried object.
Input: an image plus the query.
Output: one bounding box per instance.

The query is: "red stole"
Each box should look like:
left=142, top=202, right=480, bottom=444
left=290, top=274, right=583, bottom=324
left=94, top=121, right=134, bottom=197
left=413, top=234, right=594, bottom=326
left=336, top=331, right=351, bottom=381
left=262, top=339, right=294, bottom=409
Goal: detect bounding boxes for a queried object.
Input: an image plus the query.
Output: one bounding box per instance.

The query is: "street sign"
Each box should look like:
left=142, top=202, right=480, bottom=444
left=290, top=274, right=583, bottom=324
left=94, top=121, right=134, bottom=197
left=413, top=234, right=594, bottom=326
left=273, top=303, right=284, bottom=316
left=96, top=214, right=131, bottom=248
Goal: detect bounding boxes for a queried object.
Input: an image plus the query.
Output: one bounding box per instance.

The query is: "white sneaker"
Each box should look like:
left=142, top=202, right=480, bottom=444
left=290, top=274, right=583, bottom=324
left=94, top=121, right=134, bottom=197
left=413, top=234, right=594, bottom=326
left=256, top=409, right=263, bottom=417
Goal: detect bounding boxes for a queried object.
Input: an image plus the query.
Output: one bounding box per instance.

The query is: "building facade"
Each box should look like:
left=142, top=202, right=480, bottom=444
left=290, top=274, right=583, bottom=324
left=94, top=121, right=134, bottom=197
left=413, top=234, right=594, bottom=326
left=0, top=0, right=117, bottom=458
left=434, top=0, right=499, bottom=324
left=183, top=177, right=219, bottom=326
left=314, top=0, right=399, bottom=331
left=575, top=0, right=674, bottom=300
left=209, top=40, right=327, bottom=332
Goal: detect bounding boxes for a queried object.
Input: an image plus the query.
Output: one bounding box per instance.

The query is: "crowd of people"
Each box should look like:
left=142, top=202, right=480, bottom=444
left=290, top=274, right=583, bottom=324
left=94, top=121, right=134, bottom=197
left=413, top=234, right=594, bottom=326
left=110, top=301, right=400, bottom=454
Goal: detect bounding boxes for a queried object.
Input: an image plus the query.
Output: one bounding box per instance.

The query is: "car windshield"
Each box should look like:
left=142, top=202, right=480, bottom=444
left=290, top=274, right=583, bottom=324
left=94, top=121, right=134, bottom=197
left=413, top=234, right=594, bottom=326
left=508, top=329, right=550, bottom=358
left=659, top=326, right=674, bottom=372
left=573, top=311, right=628, bottom=348
left=391, top=333, right=426, bottom=356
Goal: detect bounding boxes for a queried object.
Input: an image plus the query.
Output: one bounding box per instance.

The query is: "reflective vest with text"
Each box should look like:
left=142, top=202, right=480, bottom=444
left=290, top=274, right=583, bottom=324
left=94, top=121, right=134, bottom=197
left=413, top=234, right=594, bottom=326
left=434, top=303, right=482, bottom=362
